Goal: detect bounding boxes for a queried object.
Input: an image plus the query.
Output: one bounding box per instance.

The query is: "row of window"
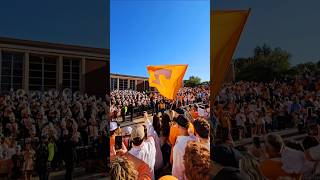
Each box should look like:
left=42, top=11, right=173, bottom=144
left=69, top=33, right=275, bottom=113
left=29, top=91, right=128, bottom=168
left=0, top=51, right=80, bottom=92
left=110, top=78, right=150, bottom=91
left=62, top=58, right=80, bottom=92
left=1, top=52, right=24, bottom=90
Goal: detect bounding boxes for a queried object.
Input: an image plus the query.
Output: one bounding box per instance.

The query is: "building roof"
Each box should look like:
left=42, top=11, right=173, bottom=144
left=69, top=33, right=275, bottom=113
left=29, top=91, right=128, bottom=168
left=0, top=36, right=109, bottom=55
left=111, top=73, right=148, bottom=79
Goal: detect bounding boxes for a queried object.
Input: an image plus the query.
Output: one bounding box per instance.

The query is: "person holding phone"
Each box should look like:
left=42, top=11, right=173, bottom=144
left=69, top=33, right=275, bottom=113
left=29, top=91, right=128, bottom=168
left=109, top=122, right=127, bottom=157
left=122, top=126, right=132, bottom=150
left=129, top=122, right=156, bottom=180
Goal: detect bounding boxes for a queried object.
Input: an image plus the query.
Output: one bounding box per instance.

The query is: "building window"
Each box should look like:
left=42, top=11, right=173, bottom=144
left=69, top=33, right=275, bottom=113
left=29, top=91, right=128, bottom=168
left=123, top=79, right=128, bottom=90
left=29, top=55, right=57, bottom=91
left=62, top=58, right=80, bottom=92
left=111, top=78, right=117, bottom=90
left=129, top=80, right=135, bottom=90
left=119, top=79, right=128, bottom=90
left=144, top=81, right=149, bottom=91
left=0, top=51, right=24, bottom=92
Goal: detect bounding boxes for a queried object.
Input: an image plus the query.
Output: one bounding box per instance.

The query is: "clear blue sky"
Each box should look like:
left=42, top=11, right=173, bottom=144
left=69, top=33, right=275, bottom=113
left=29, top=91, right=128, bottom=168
left=0, top=0, right=108, bottom=49
left=111, top=0, right=210, bottom=81
left=213, top=0, right=320, bottom=65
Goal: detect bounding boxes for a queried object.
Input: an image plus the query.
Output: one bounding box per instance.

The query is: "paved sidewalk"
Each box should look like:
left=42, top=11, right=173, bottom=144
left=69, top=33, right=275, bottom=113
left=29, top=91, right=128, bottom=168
left=117, top=115, right=152, bottom=128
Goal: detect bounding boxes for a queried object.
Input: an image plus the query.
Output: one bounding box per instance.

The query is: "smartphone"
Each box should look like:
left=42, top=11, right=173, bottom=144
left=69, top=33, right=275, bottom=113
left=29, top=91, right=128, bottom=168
left=115, top=136, right=122, bottom=150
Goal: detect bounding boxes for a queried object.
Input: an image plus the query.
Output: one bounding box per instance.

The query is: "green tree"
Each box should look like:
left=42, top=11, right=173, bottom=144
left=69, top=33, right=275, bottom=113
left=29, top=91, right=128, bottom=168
left=254, top=44, right=271, bottom=59
left=236, top=45, right=291, bottom=82
left=184, top=76, right=201, bottom=87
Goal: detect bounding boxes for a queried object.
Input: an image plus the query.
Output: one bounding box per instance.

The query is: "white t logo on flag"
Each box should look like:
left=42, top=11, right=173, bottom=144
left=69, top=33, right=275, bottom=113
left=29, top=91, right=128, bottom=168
left=153, top=69, right=172, bottom=85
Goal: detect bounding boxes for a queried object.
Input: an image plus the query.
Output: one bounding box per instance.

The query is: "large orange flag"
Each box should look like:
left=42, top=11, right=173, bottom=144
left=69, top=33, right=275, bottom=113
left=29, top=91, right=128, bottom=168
left=147, top=65, right=188, bottom=100
left=211, top=10, right=250, bottom=105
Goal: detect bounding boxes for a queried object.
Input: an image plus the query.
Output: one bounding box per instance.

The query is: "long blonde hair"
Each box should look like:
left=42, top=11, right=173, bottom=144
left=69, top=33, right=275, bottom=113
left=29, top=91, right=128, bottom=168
left=110, top=156, right=138, bottom=180
left=240, top=152, right=266, bottom=180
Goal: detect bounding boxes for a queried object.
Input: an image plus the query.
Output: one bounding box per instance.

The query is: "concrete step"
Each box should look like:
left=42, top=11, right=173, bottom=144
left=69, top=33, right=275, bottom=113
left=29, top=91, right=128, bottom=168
left=235, top=128, right=306, bottom=147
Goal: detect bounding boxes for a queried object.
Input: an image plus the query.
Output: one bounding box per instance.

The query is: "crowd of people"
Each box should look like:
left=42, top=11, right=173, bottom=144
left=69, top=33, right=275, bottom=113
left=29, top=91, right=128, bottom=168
left=109, top=103, right=211, bottom=180
left=110, top=72, right=320, bottom=180
left=110, top=87, right=209, bottom=122
left=0, top=89, right=108, bottom=180
left=206, top=73, right=320, bottom=180
left=2, top=71, right=320, bottom=180
left=110, top=99, right=320, bottom=180
left=109, top=86, right=211, bottom=180
left=211, top=73, right=320, bottom=142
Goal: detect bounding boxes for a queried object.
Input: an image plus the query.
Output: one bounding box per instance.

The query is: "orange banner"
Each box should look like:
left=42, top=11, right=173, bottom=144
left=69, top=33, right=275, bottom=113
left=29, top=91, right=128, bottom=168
left=211, top=10, right=250, bottom=105
left=147, top=64, right=188, bottom=100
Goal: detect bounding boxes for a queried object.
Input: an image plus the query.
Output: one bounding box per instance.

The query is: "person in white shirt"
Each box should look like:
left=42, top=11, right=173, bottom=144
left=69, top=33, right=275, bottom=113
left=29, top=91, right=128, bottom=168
left=144, top=113, right=164, bottom=173
left=235, top=110, right=246, bottom=140
left=256, top=112, right=265, bottom=135
left=129, top=123, right=156, bottom=180
left=285, top=97, right=292, bottom=114
left=247, top=110, right=257, bottom=136
left=172, top=115, right=195, bottom=180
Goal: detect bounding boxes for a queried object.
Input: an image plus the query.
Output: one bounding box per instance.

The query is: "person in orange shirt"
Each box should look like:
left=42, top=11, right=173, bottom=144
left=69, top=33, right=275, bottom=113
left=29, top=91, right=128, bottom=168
left=110, top=153, right=152, bottom=180
left=260, top=134, right=302, bottom=180
left=190, top=105, right=199, bottom=120
left=126, top=153, right=153, bottom=180
left=220, top=108, right=232, bottom=130
left=110, top=155, right=138, bottom=180
left=158, top=175, right=178, bottom=180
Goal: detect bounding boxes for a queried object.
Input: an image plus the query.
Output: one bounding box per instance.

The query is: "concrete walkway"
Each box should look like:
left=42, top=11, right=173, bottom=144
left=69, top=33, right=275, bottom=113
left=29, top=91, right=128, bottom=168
left=116, top=115, right=152, bottom=128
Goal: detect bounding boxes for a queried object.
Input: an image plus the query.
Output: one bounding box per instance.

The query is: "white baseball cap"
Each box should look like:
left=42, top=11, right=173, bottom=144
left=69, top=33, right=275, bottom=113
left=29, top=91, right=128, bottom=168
left=122, top=126, right=132, bottom=135
left=110, top=122, right=118, bottom=131
left=131, top=125, right=145, bottom=139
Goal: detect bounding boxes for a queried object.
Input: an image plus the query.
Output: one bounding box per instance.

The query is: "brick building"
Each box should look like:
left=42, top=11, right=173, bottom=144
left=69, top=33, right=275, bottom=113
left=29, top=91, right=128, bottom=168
left=0, top=37, right=109, bottom=96
left=110, top=73, right=154, bottom=92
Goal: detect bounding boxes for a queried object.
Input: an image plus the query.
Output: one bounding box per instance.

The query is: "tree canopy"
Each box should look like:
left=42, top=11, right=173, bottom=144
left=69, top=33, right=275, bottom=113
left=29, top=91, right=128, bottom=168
left=184, top=76, right=201, bottom=87
left=235, top=44, right=291, bottom=82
